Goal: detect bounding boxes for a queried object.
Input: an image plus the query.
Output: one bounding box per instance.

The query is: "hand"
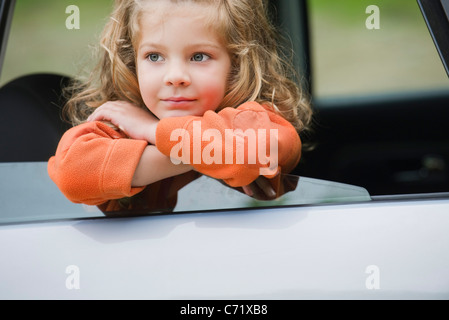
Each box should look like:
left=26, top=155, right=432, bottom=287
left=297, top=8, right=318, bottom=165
left=242, top=176, right=277, bottom=200
left=87, top=101, right=158, bottom=144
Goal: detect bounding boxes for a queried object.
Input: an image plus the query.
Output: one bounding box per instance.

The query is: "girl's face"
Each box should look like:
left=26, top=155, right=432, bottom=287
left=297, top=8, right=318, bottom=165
left=136, top=2, right=231, bottom=119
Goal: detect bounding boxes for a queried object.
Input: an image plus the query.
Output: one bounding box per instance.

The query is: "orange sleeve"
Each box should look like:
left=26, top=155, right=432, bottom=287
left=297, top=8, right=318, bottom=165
left=155, top=101, right=301, bottom=187
left=47, top=121, right=148, bottom=205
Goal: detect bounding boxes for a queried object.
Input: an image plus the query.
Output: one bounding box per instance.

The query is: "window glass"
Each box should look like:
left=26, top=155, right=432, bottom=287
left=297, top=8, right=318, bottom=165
left=0, top=0, right=112, bottom=86
left=0, top=162, right=371, bottom=225
left=308, top=0, right=449, bottom=98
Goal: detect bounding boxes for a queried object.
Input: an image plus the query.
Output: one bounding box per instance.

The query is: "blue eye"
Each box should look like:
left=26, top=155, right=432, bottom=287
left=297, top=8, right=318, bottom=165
left=191, top=53, right=210, bottom=62
left=148, top=53, right=163, bottom=62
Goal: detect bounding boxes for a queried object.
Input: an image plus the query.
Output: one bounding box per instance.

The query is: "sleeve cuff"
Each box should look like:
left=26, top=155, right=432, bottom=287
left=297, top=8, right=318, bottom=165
left=101, top=138, right=148, bottom=197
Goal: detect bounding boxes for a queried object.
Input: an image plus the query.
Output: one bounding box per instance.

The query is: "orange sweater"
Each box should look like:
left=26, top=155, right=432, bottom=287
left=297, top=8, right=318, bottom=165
left=48, top=102, right=301, bottom=205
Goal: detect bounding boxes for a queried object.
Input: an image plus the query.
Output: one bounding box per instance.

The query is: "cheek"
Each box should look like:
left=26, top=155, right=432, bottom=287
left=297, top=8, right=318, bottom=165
left=138, top=71, right=158, bottom=104
left=198, top=72, right=229, bottom=107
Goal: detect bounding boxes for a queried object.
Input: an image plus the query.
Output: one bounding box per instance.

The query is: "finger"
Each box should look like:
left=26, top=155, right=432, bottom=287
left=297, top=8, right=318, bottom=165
left=89, top=107, right=122, bottom=124
left=87, top=102, right=120, bottom=122
left=88, top=111, right=112, bottom=123
left=255, top=177, right=277, bottom=199
left=87, top=106, right=107, bottom=122
left=242, top=185, right=254, bottom=197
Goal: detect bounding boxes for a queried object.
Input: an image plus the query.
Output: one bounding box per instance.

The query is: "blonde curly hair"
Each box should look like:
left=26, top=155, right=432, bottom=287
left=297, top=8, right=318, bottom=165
left=64, top=0, right=312, bottom=133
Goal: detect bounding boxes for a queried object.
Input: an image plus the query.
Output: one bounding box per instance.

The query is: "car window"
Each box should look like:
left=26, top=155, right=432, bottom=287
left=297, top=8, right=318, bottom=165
left=0, top=0, right=112, bottom=86
left=0, top=0, right=376, bottom=225
left=308, top=0, right=449, bottom=99
left=0, top=162, right=371, bottom=225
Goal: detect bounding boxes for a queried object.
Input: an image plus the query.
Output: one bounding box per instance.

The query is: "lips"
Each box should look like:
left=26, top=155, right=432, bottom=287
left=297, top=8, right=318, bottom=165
left=163, top=97, right=196, bottom=103
left=162, top=97, right=197, bottom=108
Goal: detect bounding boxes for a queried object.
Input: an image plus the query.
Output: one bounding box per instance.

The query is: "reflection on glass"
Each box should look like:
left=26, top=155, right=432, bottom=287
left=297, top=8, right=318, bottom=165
left=0, top=162, right=371, bottom=225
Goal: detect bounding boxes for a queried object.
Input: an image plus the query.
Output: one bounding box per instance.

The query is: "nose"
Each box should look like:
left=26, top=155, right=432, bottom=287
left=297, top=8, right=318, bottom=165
left=164, top=60, right=191, bottom=87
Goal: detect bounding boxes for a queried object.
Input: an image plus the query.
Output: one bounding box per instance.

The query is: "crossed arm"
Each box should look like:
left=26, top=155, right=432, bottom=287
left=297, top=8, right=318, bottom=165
left=86, top=101, right=190, bottom=187
left=85, top=100, right=281, bottom=198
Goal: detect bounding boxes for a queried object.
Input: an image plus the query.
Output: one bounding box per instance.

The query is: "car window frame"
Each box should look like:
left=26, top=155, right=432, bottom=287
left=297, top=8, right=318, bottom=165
left=0, top=0, right=15, bottom=77
left=417, top=0, right=449, bottom=77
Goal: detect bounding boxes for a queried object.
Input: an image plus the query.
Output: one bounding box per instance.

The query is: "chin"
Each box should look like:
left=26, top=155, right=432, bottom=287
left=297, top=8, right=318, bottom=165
left=158, top=109, right=204, bottom=119
left=160, top=110, right=197, bottom=119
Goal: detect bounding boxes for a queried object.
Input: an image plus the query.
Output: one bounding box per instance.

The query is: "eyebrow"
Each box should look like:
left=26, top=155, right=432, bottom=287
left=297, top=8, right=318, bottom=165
left=138, top=41, right=223, bottom=52
left=138, top=42, right=163, bottom=51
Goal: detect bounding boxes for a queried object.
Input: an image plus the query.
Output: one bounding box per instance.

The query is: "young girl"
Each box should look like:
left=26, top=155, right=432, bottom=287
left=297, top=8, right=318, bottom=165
left=48, top=0, right=312, bottom=210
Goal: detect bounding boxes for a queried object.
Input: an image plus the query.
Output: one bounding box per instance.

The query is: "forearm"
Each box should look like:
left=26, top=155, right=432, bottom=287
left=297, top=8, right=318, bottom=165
left=132, top=145, right=192, bottom=187
left=48, top=121, right=148, bottom=205
left=154, top=102, right=301, bottom=186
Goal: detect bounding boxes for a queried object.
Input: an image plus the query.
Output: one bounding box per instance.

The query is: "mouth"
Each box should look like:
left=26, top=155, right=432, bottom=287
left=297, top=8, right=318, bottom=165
left=161, top=97, right=197, bottom=109
left=162, top=97, right=197, bottom=103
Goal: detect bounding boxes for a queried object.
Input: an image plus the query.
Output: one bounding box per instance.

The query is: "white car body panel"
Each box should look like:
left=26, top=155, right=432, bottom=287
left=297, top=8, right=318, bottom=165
left=1, top=163, right=448, bottom=299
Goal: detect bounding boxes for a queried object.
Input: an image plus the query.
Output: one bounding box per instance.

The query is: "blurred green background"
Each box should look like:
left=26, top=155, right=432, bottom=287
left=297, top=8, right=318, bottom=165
left=308, top=0, right=449, bottom=97
left=1, top=0, right=448, bottom=98
left=1, top=0, right=113, bottom=85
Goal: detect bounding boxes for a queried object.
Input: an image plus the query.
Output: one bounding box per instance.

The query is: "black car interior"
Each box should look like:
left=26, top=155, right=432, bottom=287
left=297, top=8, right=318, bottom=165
left=0, top=73, right=71, bottom=162
left=0, top=0, right=448, bottom=197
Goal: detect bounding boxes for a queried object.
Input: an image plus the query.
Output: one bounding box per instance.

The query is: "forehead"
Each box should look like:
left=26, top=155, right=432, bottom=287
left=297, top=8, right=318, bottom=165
left=136, top=1, right=223, bottom=40
left=140, top=0, right=216, bottom=18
